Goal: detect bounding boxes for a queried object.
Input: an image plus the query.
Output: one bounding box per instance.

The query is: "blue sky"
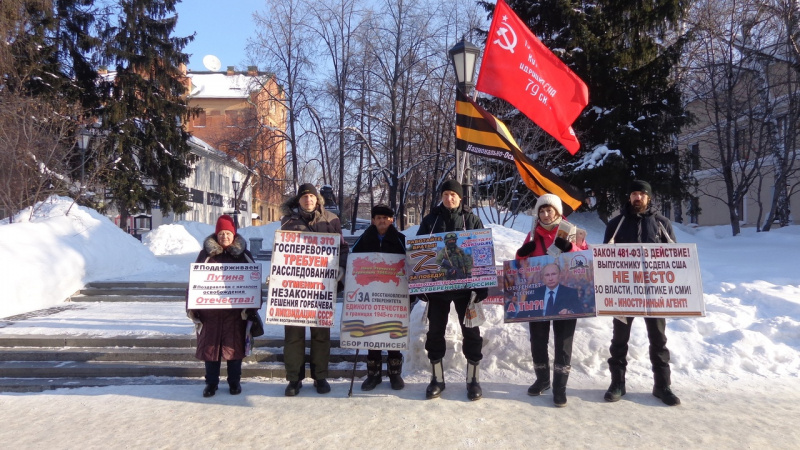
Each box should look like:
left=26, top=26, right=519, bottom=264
left=174, top=0, right=262, bottom=72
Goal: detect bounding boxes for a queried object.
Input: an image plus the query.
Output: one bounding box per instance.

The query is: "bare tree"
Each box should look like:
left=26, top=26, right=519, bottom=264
left=682, top=0, right=773, bottom=235
left=250, top=0, right=316, bottom=189
left=750, top=0, right=800, bottom=230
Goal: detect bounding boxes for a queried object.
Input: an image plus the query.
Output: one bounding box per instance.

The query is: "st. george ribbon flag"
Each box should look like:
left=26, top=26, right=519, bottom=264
left=455, top=89, right=584, bottom=213
left=475, top=0, right=589, bottom=155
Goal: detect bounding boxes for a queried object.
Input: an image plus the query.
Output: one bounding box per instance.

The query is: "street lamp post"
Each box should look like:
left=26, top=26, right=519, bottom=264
left=76, top=129, right=91, bottom=189
left=449, top=38, right=481, bottom=205
left=231, top=175, right=241, bottom=230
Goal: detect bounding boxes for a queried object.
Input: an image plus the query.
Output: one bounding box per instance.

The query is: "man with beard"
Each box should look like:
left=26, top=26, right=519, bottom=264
left=602, top=180, right=681, bottom=406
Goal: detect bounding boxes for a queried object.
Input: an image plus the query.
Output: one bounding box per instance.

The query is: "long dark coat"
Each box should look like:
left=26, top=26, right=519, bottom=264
left=191, top=234, right=255, bottom=361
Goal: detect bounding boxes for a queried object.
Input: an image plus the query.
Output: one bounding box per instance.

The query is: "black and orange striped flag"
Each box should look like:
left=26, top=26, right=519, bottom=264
left=455, top=89, right=585, bottom=214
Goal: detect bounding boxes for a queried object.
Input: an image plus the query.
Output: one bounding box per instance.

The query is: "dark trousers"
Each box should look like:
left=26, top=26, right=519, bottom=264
left=608, top=317, right=671, bottom=387
left=284, top=325, right=331, bottom=381
left=425, top=294, right=483, bottom=362
left=529, top=319, right=577, bottom=367
left=366, top=350, right=402, bottom=363
left=204, top=359, right=242, bottom=387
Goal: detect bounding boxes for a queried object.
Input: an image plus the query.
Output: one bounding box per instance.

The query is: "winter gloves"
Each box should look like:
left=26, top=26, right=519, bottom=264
left=516, top=241, right=537, bottom=258
left=554, top=237, right=573, bottom=252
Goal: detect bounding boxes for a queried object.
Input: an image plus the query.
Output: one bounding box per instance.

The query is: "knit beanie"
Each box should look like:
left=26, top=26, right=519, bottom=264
left=297, top=183, right=319, bottom=198
left=440, top=179, right=463, bottom=198
left=533, top=194, right=563, bottom=232
left=534, top=194, right=564, bottom=217
left=215, top=214, right=236, bottom=235
left=629, top=180, right=653, bottom=197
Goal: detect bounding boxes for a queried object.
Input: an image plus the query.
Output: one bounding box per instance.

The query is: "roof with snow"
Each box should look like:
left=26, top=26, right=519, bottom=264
left=187, top=71, right=269, bottom=99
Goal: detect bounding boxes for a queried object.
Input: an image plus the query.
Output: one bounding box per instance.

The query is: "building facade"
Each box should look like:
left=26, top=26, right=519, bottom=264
left=184, top=66, right=287, bottom=225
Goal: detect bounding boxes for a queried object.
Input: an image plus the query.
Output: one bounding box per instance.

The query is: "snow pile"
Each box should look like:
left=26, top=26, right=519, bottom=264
left=0, top=196, right=173, bottom=317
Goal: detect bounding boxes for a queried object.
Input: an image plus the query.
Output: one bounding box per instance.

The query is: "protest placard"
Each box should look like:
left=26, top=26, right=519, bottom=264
left=187, top=263, right=262, bottom=309
left=502, top=250, right=595, bottom=323
left=592, top=244, right=705, bottom=318
left=483, top=268, right=505, bottom=305
left=264, top=230, right=340, bottom=327
left=339, top=253, right=409, bottom=351
left=406, top=229, right=497, bottom=295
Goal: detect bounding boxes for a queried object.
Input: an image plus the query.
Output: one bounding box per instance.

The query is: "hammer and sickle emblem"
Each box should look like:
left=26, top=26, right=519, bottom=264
left=493, top=18, right=517, bottom=54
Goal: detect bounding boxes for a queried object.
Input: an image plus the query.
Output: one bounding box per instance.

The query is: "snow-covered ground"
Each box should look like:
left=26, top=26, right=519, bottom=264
left=1, top=196, right=799, bottom=449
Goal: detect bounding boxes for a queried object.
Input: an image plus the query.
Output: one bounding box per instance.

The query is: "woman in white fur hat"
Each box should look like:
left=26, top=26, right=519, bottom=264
left=515, top=193, right=578, bottom=407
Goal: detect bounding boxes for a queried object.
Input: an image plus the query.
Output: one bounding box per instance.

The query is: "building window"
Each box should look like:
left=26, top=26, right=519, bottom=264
left=193, top=111, right=206, bottom=127
left=210, top=171, right=215, bottom=192
left=225, top=110, right=243, bottom=127
left=734, top=128, right=750, bottom=161
left=689, top=143, right=700, bottom=171
left=689, top=197, right=699, bottom=224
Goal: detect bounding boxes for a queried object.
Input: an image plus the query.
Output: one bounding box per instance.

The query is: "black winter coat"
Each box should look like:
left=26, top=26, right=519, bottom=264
left=417, top=204, right=483, bottom=235
left=352, top=224, right=406, bottom=255
left=417, top=203, right=485, bottom=301
left=192, top=234, right=255, bottom=361
left=604, top=202, right=676, bottom=244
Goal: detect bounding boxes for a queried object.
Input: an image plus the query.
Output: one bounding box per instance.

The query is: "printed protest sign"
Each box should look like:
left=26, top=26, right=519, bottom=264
left=188, top=263, right=262, bottom=309
left=265, top=230, right=340, bottom=327
left=593, top=244, right=705, bottom=318
left=503, top=250, right=595, bottom=323
left=483, top=268, right=505, bottom=305
left=340, top=253, right=409, bottom=351
left=406, top=229, right=497, bottom=295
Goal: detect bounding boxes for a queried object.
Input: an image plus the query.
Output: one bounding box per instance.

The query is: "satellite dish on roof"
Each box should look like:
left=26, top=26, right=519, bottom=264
left=202, top=55, right=221, bottom=72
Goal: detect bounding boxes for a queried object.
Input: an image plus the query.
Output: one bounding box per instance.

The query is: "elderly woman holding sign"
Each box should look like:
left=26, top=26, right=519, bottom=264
left=188, top=214, right=257, bottom=398
left=279, top=183, right=349, bottom=396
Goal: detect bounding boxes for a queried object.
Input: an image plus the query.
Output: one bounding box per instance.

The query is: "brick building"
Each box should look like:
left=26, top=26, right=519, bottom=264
left=185, top=66, right=287, bottom=225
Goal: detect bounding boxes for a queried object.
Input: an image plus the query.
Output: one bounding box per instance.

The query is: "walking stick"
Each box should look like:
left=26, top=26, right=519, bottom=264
left=347, top=348, right=359, bottom=397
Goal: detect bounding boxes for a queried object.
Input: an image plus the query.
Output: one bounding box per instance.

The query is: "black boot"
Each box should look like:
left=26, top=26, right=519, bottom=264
left=202, top=384, right=218, bottom=398
left=387, top=356, right=405, bottom=390
left=604, top=381, right=626, bottom=402
left=653, top=385, right=681, bottom=406
left=425, top=359, right=445, bottom=399
left=466, top=359, right=482, bottom=401
left=361, top=358, right=383, bottom=391
left=284, top=380, right=302, bottom=397
left=552, top=365, right=570, bottom=407
left=527, top=363, right=551, bottom=396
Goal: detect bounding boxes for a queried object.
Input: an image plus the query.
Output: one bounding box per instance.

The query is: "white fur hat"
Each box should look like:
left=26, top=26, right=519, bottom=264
left=534, top=193, right=564, bottom=218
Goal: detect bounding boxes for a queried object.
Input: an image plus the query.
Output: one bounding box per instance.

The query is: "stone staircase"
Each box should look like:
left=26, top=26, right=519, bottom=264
left=0, top=281, right=365, bottom=392
left=0, top=334, right=368, bottom=392
left=69, top=281, right=189, bottom=302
